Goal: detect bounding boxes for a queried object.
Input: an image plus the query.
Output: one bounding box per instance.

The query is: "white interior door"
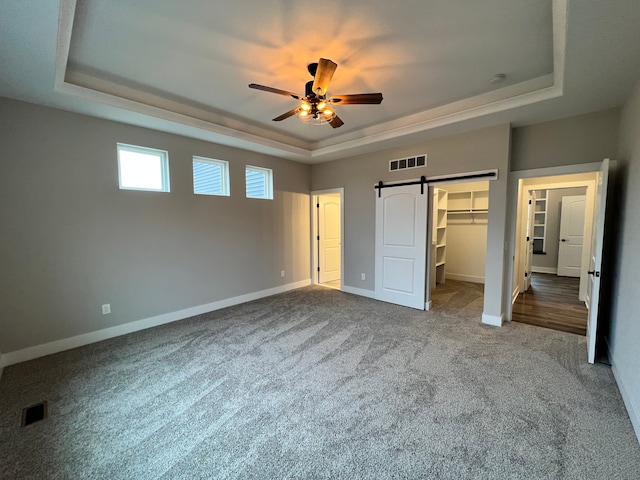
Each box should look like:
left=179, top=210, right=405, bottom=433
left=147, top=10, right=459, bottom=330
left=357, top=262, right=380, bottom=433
left=318, top=194, right=341, bottom=284
left=524, top=191, right=536, bottom=291
left=586, top=159, right=609, bottom=364
left=557, top=195, right=586, bottom=277
left=375, top=184, right=428, bottom=309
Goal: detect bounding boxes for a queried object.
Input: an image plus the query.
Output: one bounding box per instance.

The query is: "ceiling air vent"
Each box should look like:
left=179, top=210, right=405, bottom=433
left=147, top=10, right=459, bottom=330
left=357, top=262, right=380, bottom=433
left=389, top=154, right=427, bottom=172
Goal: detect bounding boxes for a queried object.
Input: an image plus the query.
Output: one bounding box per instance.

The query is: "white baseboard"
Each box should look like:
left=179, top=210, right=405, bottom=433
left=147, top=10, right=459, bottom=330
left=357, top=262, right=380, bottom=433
left=341, top=285, right=375, bottom=299
left=482, top=313, right=503, bottom=327
left=445, top=273, right=485, bottom=284
left=608, top=343, right=640, bottom=443
left=531, top=266, right=558, bottom=274
left=2, top=279, right=311, bottom=367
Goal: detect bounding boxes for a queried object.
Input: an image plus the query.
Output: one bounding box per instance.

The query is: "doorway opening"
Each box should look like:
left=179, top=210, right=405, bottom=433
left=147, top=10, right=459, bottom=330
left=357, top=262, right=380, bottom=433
left=511, top=172, right=597, bottom=335
left=311, top=189, right=343, bottom=291
left=507, top=160, right=611, bottom=364
left=427, top=180, right=490, bottom=311
left=373, top=169, right=497, bottom=313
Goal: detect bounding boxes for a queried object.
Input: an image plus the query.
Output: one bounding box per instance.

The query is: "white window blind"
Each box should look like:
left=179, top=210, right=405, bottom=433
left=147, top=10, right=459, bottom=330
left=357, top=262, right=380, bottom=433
left=245, top=166, right=273, bottom=199
left=193, top=157, right=229, bottom=196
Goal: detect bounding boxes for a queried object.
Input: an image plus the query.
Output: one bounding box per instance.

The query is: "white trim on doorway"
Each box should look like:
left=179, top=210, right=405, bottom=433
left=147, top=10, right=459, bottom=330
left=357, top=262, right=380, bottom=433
left=505, top=161, right=602, bottom=322
left=310, top=188, right=344, bottom=291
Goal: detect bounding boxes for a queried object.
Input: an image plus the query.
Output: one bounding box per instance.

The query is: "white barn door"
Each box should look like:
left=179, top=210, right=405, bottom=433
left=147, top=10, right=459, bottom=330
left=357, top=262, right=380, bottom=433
left=375, top=184, right=428, bottom=309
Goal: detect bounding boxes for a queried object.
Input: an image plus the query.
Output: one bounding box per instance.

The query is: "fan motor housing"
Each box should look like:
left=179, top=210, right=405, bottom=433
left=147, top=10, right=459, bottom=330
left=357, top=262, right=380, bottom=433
left=305, top=80, right=315, bottom=98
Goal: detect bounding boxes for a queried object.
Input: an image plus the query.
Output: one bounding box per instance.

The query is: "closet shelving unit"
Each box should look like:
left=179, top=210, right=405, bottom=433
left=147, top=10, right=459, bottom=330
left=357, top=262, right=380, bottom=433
left=446, top=189, right=489, bottom=223
left=532, top=190, right=547, bottom=253
left=433, top=188, right=448, bottom=284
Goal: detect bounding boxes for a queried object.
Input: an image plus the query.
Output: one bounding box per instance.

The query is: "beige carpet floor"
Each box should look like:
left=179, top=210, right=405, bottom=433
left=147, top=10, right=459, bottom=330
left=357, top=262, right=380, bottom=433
left=1, top=282, right=639, bottom=479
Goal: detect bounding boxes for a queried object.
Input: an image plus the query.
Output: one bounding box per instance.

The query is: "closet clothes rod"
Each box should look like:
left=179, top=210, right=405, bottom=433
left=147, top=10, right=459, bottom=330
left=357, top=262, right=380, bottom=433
left=374, top=170, right=497, bottom=198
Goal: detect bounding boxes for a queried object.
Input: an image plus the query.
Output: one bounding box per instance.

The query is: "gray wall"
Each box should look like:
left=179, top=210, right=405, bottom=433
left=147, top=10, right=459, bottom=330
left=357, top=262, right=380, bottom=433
left=610, top=81, right=640, bottom=438
left=311, top=124, right=511, bottom=320
left=0, top=98, right=311, bottom=354
left=532, top=187, right=587, bottom=270
left=511, top=108, right=620, bottom=172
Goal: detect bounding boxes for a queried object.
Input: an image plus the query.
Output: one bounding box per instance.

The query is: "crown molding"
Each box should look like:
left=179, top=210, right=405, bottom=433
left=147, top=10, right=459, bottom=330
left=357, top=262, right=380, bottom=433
left=55, top=0, right=567, bottom=163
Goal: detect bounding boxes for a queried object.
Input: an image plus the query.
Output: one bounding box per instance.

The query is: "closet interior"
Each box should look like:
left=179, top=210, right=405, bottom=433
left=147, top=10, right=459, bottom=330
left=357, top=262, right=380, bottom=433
left=429, top=181, right=490, bottom=292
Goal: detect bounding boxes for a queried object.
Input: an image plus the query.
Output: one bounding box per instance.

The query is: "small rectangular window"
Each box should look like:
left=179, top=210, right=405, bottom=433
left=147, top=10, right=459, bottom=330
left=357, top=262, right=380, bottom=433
left=245, top=166, right=273, bottom=199
left=117, top=143, right=170, bottom=192
left=193, top=156, right=229, bottom=196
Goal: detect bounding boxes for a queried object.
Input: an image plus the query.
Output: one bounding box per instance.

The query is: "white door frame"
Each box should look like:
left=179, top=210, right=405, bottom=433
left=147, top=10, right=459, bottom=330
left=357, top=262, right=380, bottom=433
left=515, top=182, right=595, bottom=296
left=506, top=162, right=602, bottom=321
left=311, top=188, right=344, bottom=289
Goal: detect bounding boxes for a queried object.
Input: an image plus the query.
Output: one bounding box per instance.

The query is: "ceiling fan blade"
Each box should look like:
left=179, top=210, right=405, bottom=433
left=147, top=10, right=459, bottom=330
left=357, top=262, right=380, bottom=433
left=249, top=84, right=302, bottom=99
left=328, top=115, right=344, bottom=129
left=311, top=58, right=338, bottom=96
left=330, top=93, right=383, bottom=105
left=272, top=108, right=298, bottom=122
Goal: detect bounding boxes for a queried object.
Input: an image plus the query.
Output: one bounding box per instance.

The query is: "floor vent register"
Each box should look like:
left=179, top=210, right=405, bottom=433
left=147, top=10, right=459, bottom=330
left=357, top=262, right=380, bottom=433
left=21, top=401, right=48, bottom=427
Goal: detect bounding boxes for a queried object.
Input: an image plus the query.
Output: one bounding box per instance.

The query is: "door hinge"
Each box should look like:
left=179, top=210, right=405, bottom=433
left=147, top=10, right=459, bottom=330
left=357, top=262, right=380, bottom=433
left=524, top=272, right=529, bottom=277
left=526, top=236, right=530, bottom=241
left=316, top=203, right=320, bottom=208
left=529, top=199, right=532, bottom=205
left=317, top=235, right=320, bottom=241
left=317, top=267, right=320, bottom=272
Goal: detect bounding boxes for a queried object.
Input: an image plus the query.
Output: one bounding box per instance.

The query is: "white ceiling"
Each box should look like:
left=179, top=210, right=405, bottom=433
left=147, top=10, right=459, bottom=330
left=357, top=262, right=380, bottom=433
left=1, top=0, right=640, bottom=163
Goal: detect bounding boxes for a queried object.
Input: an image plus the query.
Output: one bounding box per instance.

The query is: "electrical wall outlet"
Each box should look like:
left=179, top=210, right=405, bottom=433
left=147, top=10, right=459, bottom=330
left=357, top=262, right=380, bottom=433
left=280, top=270, right=285, bottom=278
left=361, top=273, right=366, bottom=281
left=102, top=304, right=111, bottom=315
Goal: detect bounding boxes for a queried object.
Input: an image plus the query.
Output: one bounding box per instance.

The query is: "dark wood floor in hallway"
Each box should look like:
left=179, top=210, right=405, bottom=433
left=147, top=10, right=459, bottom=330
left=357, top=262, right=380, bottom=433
left=512, top=273, right=588, bottom=335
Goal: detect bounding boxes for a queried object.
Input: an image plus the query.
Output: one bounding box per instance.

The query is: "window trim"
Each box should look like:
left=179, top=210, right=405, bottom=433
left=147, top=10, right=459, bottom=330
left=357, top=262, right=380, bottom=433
left=245, top=165, right=273, bottom=200
left=117, top=143, right=170, bottom=192
left=192, top=156, right=230, bottom=196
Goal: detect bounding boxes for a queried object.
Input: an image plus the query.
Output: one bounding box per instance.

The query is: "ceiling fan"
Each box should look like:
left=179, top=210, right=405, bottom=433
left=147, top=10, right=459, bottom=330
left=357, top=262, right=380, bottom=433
left=248, top=58, right=383, bottom=128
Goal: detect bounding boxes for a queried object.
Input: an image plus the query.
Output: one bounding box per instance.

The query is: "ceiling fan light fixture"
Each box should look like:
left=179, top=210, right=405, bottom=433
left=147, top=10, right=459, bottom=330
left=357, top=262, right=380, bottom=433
left=296, top=103, right=336, bottom=125
left=249, top=57, right=382, bottom=129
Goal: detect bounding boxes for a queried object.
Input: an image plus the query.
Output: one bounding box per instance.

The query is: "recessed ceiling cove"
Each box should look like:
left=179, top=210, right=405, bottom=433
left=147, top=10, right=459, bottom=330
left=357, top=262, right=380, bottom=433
left=59, top=0, right=558, bottom=161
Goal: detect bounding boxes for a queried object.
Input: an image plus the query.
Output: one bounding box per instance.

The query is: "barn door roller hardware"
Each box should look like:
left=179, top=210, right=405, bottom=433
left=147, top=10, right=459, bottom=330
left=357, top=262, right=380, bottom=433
left=375, top=170, right=498, bottom=198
